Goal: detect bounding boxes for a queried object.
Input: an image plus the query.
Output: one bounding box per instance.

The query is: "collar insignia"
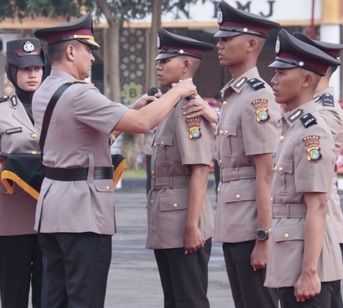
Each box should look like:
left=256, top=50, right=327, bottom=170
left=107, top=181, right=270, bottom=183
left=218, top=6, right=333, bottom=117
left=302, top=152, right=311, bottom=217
left=288, top=109, right=303, bottom=122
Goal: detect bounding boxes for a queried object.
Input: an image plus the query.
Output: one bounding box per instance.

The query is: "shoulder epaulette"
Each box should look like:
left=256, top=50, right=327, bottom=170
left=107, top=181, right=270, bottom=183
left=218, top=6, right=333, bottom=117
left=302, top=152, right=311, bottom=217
left=0, top=96, right=9, bottom=103
left=320, top=93, right=334, bottom=107
left=246, top=78, right=265, bottom=91
left=300, top=113, right=317, bottom=128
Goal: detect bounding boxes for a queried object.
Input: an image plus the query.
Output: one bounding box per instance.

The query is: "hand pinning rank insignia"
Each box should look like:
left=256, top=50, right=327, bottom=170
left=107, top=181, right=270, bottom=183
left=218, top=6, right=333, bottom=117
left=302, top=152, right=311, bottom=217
left=186, top=117, right=202, bottom=140
left=303, top=135, right=322, bottom=163
left=251, top=99, right=270, bottom=123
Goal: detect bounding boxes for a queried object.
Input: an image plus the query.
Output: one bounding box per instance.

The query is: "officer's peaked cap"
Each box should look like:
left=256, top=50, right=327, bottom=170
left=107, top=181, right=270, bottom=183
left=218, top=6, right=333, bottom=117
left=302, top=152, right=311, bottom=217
left=6, top=38, right=45, bottom=68
left=155, top=28, right=214, bottom=61
left=293, top=31, right=343, bottom=59
left=214, top=2, right=280, bottom=38
left=34, top=12, right=100, bottom=50
left=269, top=29, right=341, bottom=76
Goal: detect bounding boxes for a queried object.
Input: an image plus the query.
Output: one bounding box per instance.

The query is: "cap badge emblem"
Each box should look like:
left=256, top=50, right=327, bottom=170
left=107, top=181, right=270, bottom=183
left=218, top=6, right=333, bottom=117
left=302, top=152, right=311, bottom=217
left=23, top=41, right=35, bottom=53
left=217, top=7, right=223, bottom=24
left=275, top=36, right=280, bottom=54
left=157, top=35, right=161, bottom=49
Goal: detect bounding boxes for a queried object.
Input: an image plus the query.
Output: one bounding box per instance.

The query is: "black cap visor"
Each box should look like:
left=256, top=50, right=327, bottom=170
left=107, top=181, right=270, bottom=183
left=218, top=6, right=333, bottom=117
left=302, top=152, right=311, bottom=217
left=214, top=30, right=242, bottom=38
left=268, top=59, right=298, bottom=69
left=154, top=53, right=179, bottom=61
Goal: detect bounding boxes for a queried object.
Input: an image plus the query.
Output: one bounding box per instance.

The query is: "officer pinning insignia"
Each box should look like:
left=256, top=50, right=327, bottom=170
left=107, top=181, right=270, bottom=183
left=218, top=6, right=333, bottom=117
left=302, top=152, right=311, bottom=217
left=288, top=109, right=303, bottom=122
left=303, top=135, right=322, bottom=163
left=321, top=93, right=334, bottom=107
left=186, top=117, right=202, bottom=140
left=214, top=1, right=280, bottom=38
left=247, top=78, right=265, bottom=91
left=233, top=77, right=247, bottom=89
left=269, top=29, right=341, bottom=76
left=300, top=113, right=317, bottom=128
left=155, top=28, right=214, bottom=61
left=251, top=99, right=270, bottom=123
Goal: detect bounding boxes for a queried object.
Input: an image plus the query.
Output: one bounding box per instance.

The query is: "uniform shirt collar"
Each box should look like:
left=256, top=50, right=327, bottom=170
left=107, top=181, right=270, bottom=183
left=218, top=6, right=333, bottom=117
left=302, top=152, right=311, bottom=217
left=220, top=67, right=259, bottom=95
left=50, top=69, right=79, bottom=82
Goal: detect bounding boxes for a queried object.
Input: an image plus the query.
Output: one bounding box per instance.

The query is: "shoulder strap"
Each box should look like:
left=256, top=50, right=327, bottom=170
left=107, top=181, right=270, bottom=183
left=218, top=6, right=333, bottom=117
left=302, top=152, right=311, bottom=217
left=246, top=78, right=265, bottom=91
left=39, top=82, right=74, bottom=152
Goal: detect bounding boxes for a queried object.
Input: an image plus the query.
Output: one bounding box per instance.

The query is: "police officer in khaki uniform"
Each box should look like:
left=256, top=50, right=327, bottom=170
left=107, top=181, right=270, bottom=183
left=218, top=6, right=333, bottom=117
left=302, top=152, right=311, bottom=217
left=146, top=28, right=214, bottom=308
left=185, top=3, right=281, bottom=308
left=32, top=14, right=196, bottom=307
left=293, top=31, right=343, bottom=308
left=265, top=28, right=343, bottom=307
left=0, top=38, right=45, bottom=308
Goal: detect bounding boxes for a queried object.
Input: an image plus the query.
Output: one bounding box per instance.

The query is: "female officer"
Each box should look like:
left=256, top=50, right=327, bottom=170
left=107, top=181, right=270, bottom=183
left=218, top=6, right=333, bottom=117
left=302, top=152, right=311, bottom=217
left=0, top=38, right=45, bottom=308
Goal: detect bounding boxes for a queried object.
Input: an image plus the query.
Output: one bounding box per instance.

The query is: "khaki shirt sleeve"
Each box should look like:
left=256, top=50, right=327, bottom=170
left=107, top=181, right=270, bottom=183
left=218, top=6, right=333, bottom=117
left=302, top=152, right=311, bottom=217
left=294, top=127, right=335, bottom=193
left=242, top=92, right=280, bottom=156
left=176, top=105, right=214, bottom=166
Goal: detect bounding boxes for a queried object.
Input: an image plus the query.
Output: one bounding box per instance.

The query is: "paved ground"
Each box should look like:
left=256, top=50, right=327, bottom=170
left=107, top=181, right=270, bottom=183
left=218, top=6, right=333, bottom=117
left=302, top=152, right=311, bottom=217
left=105, top=186, right=234, bottom=307
left=11, top=179, right=343, bottom=307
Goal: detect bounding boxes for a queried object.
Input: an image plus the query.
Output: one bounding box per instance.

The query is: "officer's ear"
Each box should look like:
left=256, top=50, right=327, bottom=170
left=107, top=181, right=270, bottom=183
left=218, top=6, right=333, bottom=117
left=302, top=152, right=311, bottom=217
left=182, top=58, right=191, bottom=73
left=247, top=37, right=258, bottom=51
left=303, top=71, right=319, bottom=89
left=66, top=45, right=75, bottom=60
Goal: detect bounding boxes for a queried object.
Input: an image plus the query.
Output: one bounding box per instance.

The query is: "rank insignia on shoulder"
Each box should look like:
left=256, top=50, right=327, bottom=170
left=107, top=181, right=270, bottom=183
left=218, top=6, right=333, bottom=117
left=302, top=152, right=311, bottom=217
left=251, top=99, right=270, bottom=123
left=0, top=96, right=9, bottom=103
left=186, top=117, right=202, bottom=140
left=303, top=135, right=321, bottom=163
left=321, top=93, right=334, bottom=107
left=246, top=78, right=265, bottom=91
left=300, top=113, right=317, bottom=128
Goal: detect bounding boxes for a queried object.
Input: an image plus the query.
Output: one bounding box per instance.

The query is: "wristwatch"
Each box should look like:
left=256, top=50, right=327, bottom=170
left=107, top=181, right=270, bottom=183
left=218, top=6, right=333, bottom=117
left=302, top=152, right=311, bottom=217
left=255, top=229, right=269, bottom=241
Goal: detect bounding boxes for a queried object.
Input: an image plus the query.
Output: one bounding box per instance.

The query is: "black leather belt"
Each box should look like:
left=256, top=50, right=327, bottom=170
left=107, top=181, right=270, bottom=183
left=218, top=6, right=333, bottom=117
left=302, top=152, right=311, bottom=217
left=45, top=166, right=114, bottom=181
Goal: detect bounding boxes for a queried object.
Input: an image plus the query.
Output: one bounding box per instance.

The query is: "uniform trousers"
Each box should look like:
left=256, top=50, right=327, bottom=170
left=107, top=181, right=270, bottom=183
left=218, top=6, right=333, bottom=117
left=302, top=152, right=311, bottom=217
left=331, top=243, right=343, bottom=308
left=154, top=238, right=212, bottom=308
left=279, top=281, right=334, bottom=308
left=223, top=240, right=279, bottom=308
left=0, top=234, right=42, bottom=308
left=38, top=232, right=112, bottom=308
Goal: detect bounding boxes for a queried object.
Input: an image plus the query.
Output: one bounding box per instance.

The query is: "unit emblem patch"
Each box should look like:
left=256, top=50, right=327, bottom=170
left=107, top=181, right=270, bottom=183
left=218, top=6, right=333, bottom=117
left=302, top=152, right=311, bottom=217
left=186, top=117, right=202, bottom=140
left=251, top=99, right=270, bottom=123
left=303, top=135, right=321, bottom=163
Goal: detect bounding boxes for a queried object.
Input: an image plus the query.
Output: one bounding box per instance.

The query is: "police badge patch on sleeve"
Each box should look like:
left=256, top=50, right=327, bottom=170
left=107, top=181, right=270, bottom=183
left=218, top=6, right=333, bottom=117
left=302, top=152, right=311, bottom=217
left=251, top=99, right=270, bottom=123
left=303, top=135, right=321, bottom=163
left=186, top=117, right=202, bottom=140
